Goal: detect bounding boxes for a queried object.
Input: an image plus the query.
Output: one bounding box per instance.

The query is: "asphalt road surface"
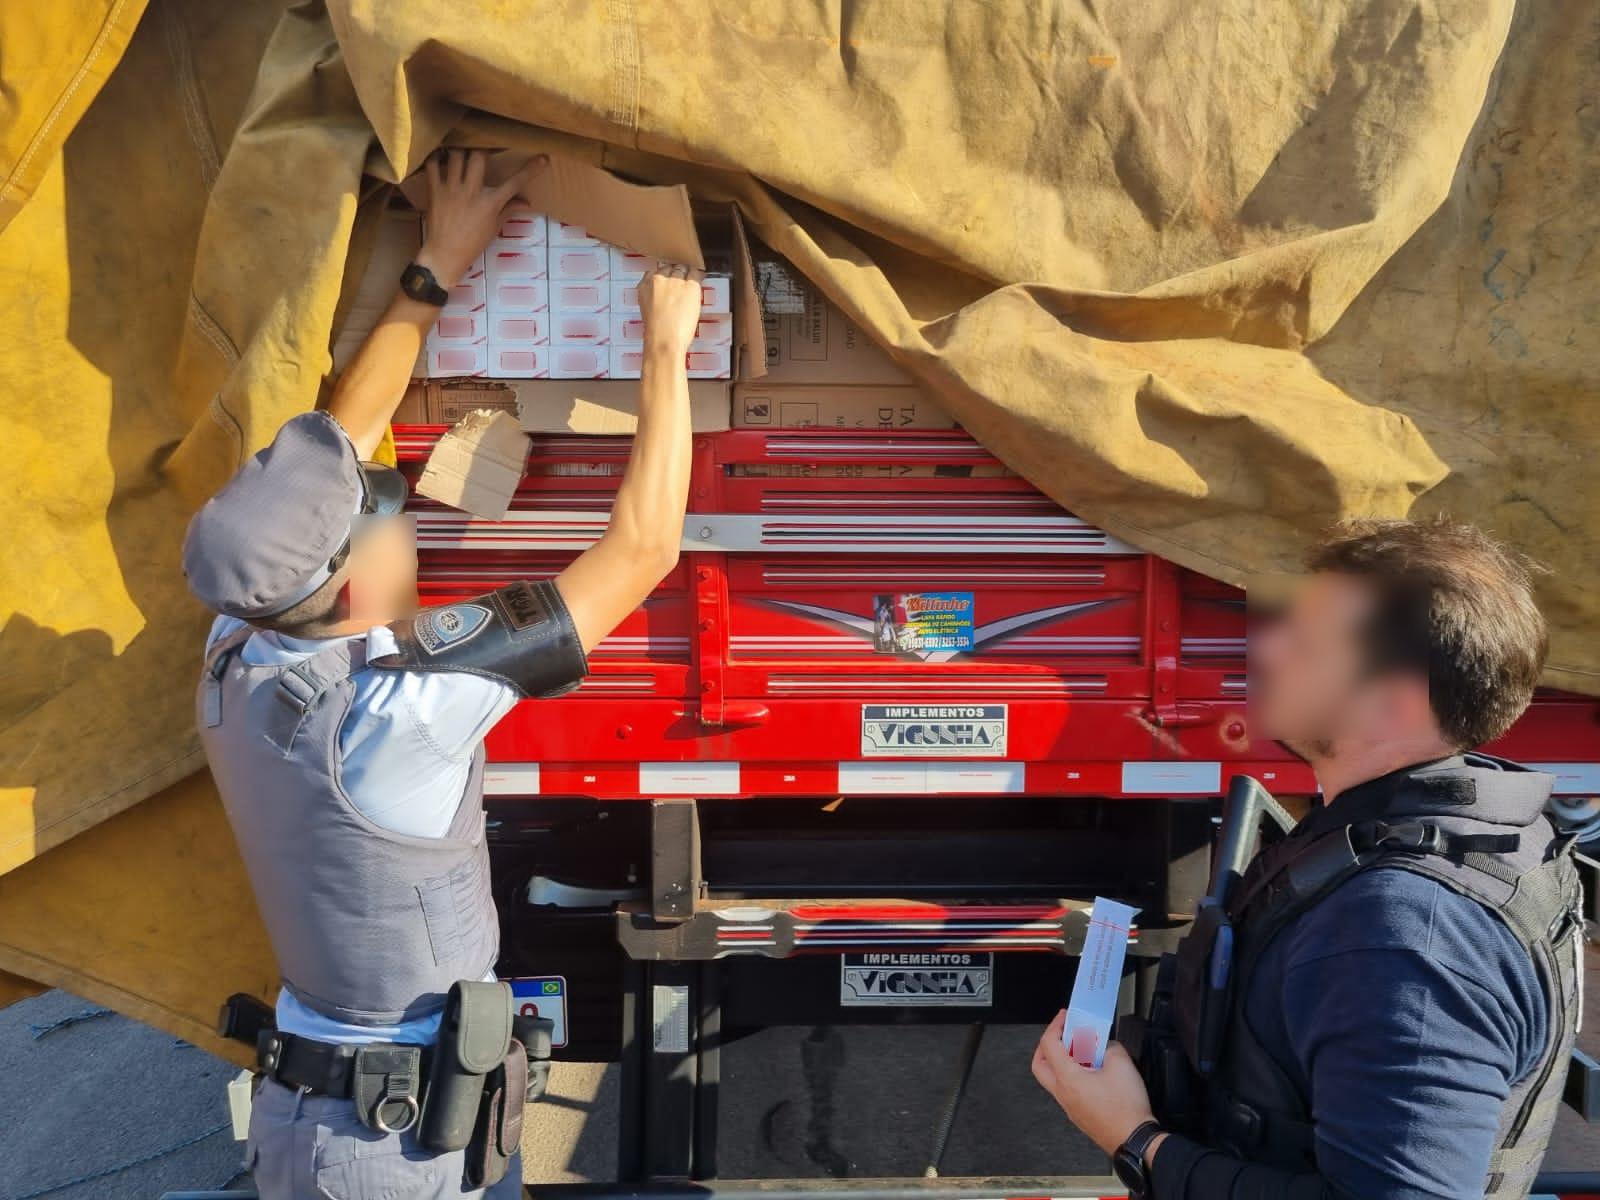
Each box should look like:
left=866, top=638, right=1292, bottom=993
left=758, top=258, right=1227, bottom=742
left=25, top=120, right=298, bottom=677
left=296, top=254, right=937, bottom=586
left=4, top=952, right=1598, bottom=1197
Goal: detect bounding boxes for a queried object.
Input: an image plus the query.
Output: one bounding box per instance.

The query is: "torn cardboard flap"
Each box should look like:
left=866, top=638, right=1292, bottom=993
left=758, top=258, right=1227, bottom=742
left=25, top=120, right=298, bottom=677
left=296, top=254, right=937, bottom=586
left=401, top=152, right=704, bottom=269
left=415, top=409, right=530, bottom=521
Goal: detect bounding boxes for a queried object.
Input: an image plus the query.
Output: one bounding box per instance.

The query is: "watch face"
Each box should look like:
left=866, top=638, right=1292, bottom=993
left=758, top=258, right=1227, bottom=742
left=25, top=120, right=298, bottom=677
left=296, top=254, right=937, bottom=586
left=402, top=268, right=423, bottom=297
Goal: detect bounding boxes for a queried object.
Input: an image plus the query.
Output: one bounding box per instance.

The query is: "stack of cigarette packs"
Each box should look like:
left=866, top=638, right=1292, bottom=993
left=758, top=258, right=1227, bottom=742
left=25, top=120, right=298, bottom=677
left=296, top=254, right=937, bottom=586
left=425, top=206, right=732, bottom=381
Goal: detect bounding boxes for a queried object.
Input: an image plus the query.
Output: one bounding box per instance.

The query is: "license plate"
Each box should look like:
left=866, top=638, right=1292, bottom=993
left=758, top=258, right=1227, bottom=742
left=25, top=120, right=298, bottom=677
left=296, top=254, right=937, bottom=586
left=839, top=952, right=994, bottom=1007
left=507, top=975, right=569, bottom=1048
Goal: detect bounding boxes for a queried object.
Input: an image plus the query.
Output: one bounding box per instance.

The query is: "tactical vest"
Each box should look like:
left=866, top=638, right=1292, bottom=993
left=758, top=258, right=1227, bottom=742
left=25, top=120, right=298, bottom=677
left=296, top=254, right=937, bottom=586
left=1203, top=757, right=1583, bottom=1198
left=197, top=627, right=500, bottom=1027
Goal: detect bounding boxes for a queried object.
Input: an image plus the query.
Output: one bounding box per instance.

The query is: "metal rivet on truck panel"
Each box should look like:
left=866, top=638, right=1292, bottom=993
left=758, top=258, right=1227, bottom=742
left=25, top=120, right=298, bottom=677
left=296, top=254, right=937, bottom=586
left=699, top=526, right=713, bottom=539
left=616, top=724, right=632, bottom=739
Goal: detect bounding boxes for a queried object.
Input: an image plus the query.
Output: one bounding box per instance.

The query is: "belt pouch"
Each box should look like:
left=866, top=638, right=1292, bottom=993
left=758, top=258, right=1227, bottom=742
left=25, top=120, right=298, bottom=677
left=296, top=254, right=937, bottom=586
left=468, top=1040, right=528, bottom=1187
left=418, top=980, right=514, bottom=1152
left=351, top=1045, right=424, bottom=1134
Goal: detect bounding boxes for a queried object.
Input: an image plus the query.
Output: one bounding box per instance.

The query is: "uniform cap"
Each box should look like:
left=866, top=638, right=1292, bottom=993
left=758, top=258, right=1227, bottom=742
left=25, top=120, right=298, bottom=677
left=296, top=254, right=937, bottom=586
left=183, top=412, right=405, bottom=619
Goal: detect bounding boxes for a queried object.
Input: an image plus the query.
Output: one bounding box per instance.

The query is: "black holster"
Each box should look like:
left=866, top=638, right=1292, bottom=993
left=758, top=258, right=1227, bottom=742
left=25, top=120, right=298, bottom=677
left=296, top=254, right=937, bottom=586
left=1139, top=953, right=1205, bottom=1137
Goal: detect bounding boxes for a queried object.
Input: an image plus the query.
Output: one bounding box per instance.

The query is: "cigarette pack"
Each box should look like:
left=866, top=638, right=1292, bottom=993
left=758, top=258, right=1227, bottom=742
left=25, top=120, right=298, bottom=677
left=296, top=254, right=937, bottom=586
left=486, top=344, right=549, bottom=379
left=1062, top=896, right=1140, bottom=1069
left=491, top=206, right=545, bottom=250
left=548, top=247, right=609, bottom=280
left=485, top=248, right=545, bottom=281
left=444, top=278, right=486, bottom=311
left=607, top=346, right=643, bottom=379
left=551, top=311, right=610, bottom=345
left=609, top=247, right=663, bottom=283
left=698, top=275, right=731, bottom=315
left=685, top=345, right=731, bottom=378
left=611, top=280, right=641, bottom=315
left=548, top=345, right=607, bottom=379
left=549, top=280, right=609, bottom=312
left=488, top=276, right=548, bottom=314
left=427, top=342, right=488, bottom=378
left=691, top=311, right=733, bottom=346
left=549, top=219, right=601, bottom=247
left=490, top=313, right=549, bottom=346
left=432, top=310, right=488, bottom=342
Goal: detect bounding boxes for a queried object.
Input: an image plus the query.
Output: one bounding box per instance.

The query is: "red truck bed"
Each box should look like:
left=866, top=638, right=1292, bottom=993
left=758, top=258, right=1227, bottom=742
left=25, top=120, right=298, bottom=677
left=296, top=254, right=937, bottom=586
left=394, top=425, right=1600, bottom=806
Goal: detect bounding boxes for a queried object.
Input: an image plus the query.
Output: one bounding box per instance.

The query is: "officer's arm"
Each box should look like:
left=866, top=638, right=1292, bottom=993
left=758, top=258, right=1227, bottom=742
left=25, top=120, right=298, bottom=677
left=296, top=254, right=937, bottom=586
left=327, top=150, right=524, bottom=459
left=552, top=267, right=702, bottom=655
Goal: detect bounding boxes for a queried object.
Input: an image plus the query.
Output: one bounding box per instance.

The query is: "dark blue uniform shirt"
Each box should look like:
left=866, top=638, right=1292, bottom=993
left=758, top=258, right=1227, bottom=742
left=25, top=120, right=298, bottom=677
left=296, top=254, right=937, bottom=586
left=1153, top=863, right=1547, bottom=1198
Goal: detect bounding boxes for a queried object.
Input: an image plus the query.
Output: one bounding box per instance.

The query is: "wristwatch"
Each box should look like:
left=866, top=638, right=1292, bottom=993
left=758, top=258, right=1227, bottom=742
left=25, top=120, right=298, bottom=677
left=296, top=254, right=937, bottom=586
left=1112, top=1120, right=1164, bottom=1199
left=399, top=261, right=450, bottom=306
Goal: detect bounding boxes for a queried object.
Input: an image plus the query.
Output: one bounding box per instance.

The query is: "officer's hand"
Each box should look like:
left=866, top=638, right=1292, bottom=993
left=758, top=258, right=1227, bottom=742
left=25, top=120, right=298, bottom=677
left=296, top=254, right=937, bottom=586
left=1032, top=1011, right=1157, bottom=1157
left=416, top=149, right=534, bottom=287
left=638, top=264, right=704, bottom=361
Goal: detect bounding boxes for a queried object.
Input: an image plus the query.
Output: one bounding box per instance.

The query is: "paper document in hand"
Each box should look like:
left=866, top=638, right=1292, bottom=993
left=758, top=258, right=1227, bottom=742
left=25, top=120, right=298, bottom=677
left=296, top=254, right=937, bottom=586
left=1063, top=895, right=1140, bottom=1069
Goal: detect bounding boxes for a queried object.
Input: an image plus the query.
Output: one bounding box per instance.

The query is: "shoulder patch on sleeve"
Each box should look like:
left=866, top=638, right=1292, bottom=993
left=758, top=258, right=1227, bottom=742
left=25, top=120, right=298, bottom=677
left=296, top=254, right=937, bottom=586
left=413, top=603, right=492, bottom=654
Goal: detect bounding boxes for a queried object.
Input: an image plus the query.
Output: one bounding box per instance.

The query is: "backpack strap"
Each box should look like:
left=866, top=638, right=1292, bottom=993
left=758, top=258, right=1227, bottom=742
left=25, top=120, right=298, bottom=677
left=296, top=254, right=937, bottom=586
left=262, top=637, right=369, bottom=755
left=200, top=625, right=256, bottom=729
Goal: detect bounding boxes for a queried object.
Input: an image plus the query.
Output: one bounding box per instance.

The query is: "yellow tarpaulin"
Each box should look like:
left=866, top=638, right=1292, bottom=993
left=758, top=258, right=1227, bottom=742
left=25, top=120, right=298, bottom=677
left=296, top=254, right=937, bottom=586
left=1, top=0, right=1596, bottom=1053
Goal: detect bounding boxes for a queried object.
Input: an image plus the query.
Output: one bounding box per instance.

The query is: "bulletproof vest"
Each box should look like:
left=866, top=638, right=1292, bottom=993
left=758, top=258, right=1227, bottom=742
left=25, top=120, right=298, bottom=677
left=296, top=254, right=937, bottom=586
left=1206, top=756, right=1583, bottom=1198
left=196, top=627, right=499, bottom=1027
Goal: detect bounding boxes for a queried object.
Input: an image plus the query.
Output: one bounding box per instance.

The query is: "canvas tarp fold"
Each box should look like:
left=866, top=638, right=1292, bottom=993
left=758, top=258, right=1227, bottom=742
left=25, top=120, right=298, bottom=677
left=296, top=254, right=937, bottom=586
left=1, top=0, right=1596, bottom=1052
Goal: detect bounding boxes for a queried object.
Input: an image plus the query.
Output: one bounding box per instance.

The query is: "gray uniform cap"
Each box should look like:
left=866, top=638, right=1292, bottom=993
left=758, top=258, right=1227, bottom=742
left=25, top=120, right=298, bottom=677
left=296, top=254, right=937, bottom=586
left=183, top=412, right=406, bottom=620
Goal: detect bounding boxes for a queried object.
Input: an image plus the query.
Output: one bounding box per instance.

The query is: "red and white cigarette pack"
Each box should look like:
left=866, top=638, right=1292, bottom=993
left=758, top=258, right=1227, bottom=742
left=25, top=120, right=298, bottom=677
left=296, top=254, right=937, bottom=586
left=424, top=208, right=729, bottom=381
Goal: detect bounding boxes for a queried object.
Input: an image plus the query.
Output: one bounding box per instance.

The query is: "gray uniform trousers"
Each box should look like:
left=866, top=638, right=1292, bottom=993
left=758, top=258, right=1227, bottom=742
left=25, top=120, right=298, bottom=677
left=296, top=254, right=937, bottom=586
left=248, top=1078, right=523, bottom=1199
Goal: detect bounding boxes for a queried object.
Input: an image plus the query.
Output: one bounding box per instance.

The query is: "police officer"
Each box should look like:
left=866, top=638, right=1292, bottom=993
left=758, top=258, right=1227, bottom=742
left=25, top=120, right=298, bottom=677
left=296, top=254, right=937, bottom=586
left=183, top=150, right=707, bottom=1199
left=1030, top=518, right=1582, bottom=1199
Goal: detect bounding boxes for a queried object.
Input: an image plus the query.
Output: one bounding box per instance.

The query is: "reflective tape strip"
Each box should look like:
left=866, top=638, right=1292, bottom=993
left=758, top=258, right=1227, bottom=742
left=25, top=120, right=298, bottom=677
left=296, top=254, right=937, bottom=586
left=1122, top=761, right=1223, bottom=795
left=640, top=762, right=741, bottom=795
left=483, top=763, right=540, bottom=795
left=838, top=762, right=1025, bottom=795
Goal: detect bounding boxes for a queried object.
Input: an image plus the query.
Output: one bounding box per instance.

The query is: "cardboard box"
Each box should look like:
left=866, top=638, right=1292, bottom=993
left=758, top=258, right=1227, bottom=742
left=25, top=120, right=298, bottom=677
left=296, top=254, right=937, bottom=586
left=395, top=381, right=518, bottom=424
left=396, top=378, right=730, bottom=434
left=760, top=285, right=908, bottom=386
left=517, top=379, right=730, bottom=434
left=730, top=462, right=1014, bottom=479
left=732, top=384, right=955, bottom=430
left=332, top=207, right=424, bottom=374
left=391, top=153, right=767, bottom=427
